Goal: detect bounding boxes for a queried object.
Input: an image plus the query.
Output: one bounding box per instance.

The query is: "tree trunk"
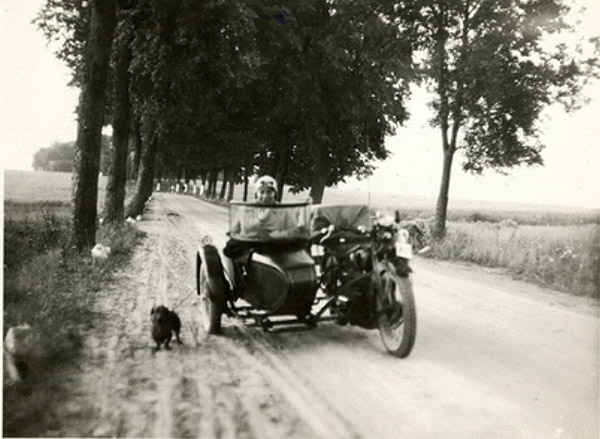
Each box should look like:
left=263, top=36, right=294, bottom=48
left=433, top=147, right=455, bottom=238
left=104, top=18, right=132, bottom=225
left=309, top=145, right=329, bottom=204
left=125, top=125, right=159, bottom=218
left=207, top=170, right=214, bottom=197
left=219, top=168, right=228, bottom=200
left=433, top=7, right=452, bottom=240
left=69, top=0, right=117, bottom=251
left=226, top=169, right=235, bottom=201
left=129, top=116, right=142, bottom=181
left=243, top=164, right=249, bottom=202
left=208, top=169, right=218, bottom=198
left=274, top=145, right=290, bottom=202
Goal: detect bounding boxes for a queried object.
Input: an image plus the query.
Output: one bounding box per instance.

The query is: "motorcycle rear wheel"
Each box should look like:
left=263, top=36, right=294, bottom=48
left=377, top=269, right=416, bottom=358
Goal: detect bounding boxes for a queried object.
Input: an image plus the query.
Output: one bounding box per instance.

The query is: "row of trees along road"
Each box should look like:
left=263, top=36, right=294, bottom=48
left=36, top=0, right=598, bottom=250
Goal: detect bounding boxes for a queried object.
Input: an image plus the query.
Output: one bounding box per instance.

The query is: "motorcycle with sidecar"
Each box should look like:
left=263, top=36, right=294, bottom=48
left=196, top=201, right=417, bottom=358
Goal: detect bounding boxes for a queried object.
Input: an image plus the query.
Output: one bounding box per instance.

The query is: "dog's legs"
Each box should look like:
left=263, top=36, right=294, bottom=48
left=174, top=330, right=182, bottom=345
left=165, top=334, right=172, bottom=350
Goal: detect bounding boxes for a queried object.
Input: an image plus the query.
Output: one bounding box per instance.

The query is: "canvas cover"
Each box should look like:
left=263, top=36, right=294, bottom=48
left=310, top=204, right=371, bottom=232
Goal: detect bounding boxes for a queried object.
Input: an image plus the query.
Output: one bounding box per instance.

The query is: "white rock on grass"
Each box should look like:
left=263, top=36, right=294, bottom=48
left=4, top=324, right=33, bottom=384
left=136, top=215, right=143, bottom=222
left=126, top=216, right=137, bottom=225
left=4, top=324, right=32, bottom=354
left=91, top=243, right=111, bottom=261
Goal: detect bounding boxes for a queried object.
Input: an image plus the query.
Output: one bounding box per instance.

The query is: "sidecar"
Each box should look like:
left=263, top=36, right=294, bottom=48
left=196, top=201, right=321, bottom=333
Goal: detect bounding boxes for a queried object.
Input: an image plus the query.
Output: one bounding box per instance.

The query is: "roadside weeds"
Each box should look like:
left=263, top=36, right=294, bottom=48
left=3, top=204, right=145, bottom=437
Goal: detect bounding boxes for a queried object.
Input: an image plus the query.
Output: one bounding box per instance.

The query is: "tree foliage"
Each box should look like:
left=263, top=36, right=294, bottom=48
left=37, top=0, right=416, bottom=205
left=32, top=141, right=75, bottom=172
left=35, top=0, right=597, bottom=227
left=246, top=0, right=415, bottom=202
left=35, top=0, right=90, bottom=86
left=410, top=0, right=599, bottom=236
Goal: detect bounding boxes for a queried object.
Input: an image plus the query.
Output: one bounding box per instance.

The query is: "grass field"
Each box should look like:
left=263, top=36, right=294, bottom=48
left=4, top=170, right=109, bottom=205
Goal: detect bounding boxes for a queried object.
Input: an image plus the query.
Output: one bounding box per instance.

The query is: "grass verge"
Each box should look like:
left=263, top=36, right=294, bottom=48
left=3, top=202, right=146, bottom=437
left=428, top=221, right=600, bottom=297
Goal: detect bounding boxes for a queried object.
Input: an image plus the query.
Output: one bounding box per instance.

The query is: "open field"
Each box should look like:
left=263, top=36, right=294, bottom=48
left=158, top=176, right=599, bottom=226
left=6, top=170, right=599, bottom=225
left=4, top=170, right=107, bottom=204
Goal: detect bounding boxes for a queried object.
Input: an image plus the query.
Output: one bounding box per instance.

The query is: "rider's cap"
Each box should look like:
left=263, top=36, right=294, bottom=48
left=254, top=175, right=277, bottom=197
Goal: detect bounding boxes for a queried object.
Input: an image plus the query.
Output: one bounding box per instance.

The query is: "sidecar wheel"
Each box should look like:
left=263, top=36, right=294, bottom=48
left=199, top=268, right=223, bottom=335
left=377, top=271, right=416, bottom=358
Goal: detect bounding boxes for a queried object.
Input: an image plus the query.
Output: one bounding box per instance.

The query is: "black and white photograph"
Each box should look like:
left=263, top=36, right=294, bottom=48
left=1, top=0, right=599, bottom=437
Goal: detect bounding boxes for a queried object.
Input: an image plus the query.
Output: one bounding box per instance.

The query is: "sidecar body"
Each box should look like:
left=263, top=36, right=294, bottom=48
left=197, top=201, right=320, bottom=332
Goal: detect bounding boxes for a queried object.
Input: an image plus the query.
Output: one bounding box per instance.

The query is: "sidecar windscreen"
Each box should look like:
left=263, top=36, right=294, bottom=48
left=228, top=202, right=311, bottom=242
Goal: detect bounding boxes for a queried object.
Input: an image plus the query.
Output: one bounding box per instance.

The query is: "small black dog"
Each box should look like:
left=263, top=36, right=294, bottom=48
left=151, top=306, right=182, bottom=351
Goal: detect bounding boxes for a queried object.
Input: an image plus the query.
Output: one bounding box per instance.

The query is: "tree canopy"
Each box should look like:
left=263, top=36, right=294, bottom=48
left=36, top=0, right=417, bottom=204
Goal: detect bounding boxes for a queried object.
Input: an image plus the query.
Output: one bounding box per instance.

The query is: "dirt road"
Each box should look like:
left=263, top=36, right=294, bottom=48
left=51, top=193, right=599, bottom=438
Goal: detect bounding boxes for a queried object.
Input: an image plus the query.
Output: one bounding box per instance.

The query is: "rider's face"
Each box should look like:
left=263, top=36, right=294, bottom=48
left=257, top=186, right=276, bottom=204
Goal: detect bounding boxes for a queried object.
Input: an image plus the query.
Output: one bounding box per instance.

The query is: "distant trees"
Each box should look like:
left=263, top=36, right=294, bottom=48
left=33, top=141, right=74, bottom=172
left=32, top=137, right=112, bottom=174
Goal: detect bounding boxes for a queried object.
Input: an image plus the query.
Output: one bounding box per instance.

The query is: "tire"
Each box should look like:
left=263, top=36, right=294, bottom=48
left=198, top=266, right=223, bottom=335
left=377, top=267, right=416, bottom=358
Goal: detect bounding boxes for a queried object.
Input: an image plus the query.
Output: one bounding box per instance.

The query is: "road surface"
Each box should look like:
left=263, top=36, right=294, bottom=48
left=50, top=193, right=599, bottom=439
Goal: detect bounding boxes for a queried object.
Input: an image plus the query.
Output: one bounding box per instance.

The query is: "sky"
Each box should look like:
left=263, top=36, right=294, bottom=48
left=1, top=0, right=599, bottom=209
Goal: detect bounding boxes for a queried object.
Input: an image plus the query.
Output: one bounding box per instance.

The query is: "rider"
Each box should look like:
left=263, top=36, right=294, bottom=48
left=230, top=175, right=281, bottom=239
left=254, top=175, right=278, bottom=205
left=224, top=175, right=281, bottom=258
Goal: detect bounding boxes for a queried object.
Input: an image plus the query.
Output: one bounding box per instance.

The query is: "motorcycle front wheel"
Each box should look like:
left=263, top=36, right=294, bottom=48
left=377, top=268, right=416, bottom=358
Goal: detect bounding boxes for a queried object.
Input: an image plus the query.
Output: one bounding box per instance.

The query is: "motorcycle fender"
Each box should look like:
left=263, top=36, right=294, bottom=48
left=394, top=257, right=412, bottom=276
left=197, top=244, right=229, bottom=305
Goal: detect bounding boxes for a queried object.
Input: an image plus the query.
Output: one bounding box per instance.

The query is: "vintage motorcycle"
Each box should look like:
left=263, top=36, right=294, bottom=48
left=196, top=202, right=417, bottom=358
